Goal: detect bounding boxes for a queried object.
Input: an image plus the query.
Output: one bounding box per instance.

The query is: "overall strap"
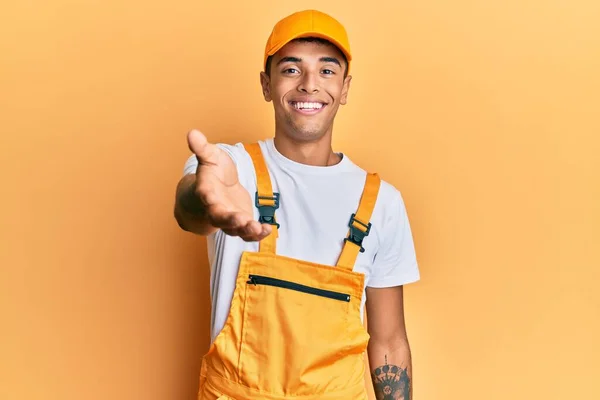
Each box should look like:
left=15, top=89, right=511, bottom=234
left=336, top=172, right=381, bottom=271
left=243, top=142, right=279, bottom=254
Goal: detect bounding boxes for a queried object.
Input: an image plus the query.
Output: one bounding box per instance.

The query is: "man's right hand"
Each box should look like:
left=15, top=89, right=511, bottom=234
left=186, top=129, right=272, bottom=241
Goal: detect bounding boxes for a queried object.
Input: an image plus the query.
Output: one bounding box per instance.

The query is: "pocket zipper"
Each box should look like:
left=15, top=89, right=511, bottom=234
left=247, top=275, right=351, bottom=302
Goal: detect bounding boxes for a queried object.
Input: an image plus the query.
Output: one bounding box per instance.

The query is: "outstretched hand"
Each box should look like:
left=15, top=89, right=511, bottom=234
left=187, top=129, right=272, bottom=241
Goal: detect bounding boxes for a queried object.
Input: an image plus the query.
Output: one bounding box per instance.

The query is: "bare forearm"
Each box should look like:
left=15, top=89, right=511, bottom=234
left=173, top=174, right=217, bottom=235
left=368, top=339, right=412, bottom=400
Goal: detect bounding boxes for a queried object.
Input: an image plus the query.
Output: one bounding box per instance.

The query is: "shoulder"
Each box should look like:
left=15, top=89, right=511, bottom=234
left=216, top=140, right=272, bottom=164
left=376, top=177, right=404, bottom=204
left=344, top=158, right=407, bottom=220
left=366, top=176, right=410, bottom=246
left=347, top=162, right=412, bottom=245
left=215, top=140, right=273, bottom=190
left=328, top=152, right=408, bottom=221
left=215, top=141, right=251, bottom=164
left=376, top=178, right=408, bottom=219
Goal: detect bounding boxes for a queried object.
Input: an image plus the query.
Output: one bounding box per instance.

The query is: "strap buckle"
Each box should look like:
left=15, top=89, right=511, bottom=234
left=255, top=192, right=280, bottom=228
left=344, top=213, right=371, bottom=253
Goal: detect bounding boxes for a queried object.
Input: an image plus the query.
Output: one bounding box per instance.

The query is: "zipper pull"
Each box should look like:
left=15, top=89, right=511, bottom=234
left=247, top=276, right=257, bottom=285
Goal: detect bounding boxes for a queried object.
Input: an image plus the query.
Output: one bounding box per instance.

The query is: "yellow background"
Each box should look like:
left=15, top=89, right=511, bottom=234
left=1, top=1, right=598, bottom=399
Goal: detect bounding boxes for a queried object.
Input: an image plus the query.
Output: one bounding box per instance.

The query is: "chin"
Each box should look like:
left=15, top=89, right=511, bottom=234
left=278, top=114, right=331, bottom=142
left=288, top=126, right=327, bottom=142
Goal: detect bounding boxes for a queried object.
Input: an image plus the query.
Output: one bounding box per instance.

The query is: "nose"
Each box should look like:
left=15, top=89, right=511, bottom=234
left=297, top=71, right=319, bottom=94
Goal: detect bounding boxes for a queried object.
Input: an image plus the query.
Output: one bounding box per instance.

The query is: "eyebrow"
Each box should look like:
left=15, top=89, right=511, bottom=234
left=276, top=56, right=342, bottom=67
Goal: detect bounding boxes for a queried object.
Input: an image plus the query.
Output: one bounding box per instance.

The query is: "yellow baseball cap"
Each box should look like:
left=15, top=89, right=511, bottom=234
left=264, top=10, right=352, bottom=73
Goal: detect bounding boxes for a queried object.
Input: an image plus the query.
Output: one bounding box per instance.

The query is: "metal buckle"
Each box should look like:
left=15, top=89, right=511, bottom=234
left=255, top=192, right=280, bottom=228
left=344, top=213, right=371, bottom=253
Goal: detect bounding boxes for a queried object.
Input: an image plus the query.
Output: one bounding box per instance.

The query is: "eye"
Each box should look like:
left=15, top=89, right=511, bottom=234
left=282, top=68, right=300, bottom=74
left=321, top=69, right=335, bottom=75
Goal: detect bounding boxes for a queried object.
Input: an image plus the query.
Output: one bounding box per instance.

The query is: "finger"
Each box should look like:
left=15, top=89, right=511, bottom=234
left=224, top=214, right=252, bottom=234
left=208, top=207, right=251, bottom=231
left=238, top=220, right=264, bottom=239
left=260, top=223, right=273, bottom=237
left=239, top=222, right=273, bottom=242
left=221, top=219, right=272, bottom=241
left=186, top=129, right=206, bottom=154
left=225, top=225, right=256, bottom=239
left=187, top=129, right=219, bottom=165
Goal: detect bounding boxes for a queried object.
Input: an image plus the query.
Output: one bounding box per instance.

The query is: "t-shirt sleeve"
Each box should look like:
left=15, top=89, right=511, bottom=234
left=183, top=154, right=198, bottom=176
left=368, top=189, right=420, bottom=288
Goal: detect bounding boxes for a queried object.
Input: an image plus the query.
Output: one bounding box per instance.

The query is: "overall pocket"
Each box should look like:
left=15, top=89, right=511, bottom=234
left=239, top=271, right=362, bottom=396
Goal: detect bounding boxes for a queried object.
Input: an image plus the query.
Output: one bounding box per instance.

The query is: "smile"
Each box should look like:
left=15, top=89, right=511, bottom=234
left=289, top=101, right=327, bottom=114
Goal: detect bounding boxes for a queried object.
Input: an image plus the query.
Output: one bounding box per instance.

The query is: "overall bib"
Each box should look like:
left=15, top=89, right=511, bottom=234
left=198, top=143, right=381, bottom=400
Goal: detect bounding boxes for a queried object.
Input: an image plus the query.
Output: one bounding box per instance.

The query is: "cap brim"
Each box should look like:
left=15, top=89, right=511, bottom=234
left=265, top=31, right=352, bottom=69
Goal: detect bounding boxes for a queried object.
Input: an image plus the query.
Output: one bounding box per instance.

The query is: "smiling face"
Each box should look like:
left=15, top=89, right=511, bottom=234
left=260, top=38, right=352, bottom=143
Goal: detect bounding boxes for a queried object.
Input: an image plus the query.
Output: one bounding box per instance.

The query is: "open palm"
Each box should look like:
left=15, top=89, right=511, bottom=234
left=187, top=130, right=272, bottom=241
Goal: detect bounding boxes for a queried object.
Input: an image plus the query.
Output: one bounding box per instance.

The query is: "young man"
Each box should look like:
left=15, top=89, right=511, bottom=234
left=174, top=9, right=420, bottom=400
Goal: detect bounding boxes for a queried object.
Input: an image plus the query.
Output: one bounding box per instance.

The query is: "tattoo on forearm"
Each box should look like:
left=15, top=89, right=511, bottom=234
left=371, top=355, right=411, bottom=400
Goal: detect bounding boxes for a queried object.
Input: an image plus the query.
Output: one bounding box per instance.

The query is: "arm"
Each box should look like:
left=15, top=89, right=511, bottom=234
left=173, top=173, right=218, bottom=236
left=365, top=187, right=419, bottom=399
left=366, top=285, right=413, bottom=400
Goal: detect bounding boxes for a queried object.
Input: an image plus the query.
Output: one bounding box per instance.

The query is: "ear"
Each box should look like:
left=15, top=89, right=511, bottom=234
left=339, top=75, right=352, bottom=105
left=260, top=71, right=272, bottom=102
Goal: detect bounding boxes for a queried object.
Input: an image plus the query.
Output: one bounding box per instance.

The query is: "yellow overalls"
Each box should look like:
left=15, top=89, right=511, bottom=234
left=198, top=143, right=381, bottom=400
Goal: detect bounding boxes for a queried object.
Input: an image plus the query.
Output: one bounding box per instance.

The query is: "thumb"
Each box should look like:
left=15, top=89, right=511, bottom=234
left=187, top=129, right=218, bottom=165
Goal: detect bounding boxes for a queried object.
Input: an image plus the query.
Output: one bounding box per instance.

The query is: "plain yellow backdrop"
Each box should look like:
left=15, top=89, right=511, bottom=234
left=1, top=1, right=599, bottom=399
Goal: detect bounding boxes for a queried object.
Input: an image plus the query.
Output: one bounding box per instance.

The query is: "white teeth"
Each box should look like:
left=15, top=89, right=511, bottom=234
left=292, top=102, right=324, bottom=110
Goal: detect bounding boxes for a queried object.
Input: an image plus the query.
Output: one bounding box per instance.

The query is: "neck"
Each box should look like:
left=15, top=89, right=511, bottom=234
left=273, top=130, right=341, bottom=167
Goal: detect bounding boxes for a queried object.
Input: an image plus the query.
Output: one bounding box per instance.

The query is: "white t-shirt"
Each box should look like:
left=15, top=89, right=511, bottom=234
left=183, top=138, right=420, bottom=343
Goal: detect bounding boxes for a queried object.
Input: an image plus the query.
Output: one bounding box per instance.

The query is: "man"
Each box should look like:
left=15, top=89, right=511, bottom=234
left=174, top=9, right=420, bottom=400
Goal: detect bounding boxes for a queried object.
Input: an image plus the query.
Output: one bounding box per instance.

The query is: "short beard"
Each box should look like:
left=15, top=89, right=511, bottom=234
left=281, top=114, right=329, bottom=142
